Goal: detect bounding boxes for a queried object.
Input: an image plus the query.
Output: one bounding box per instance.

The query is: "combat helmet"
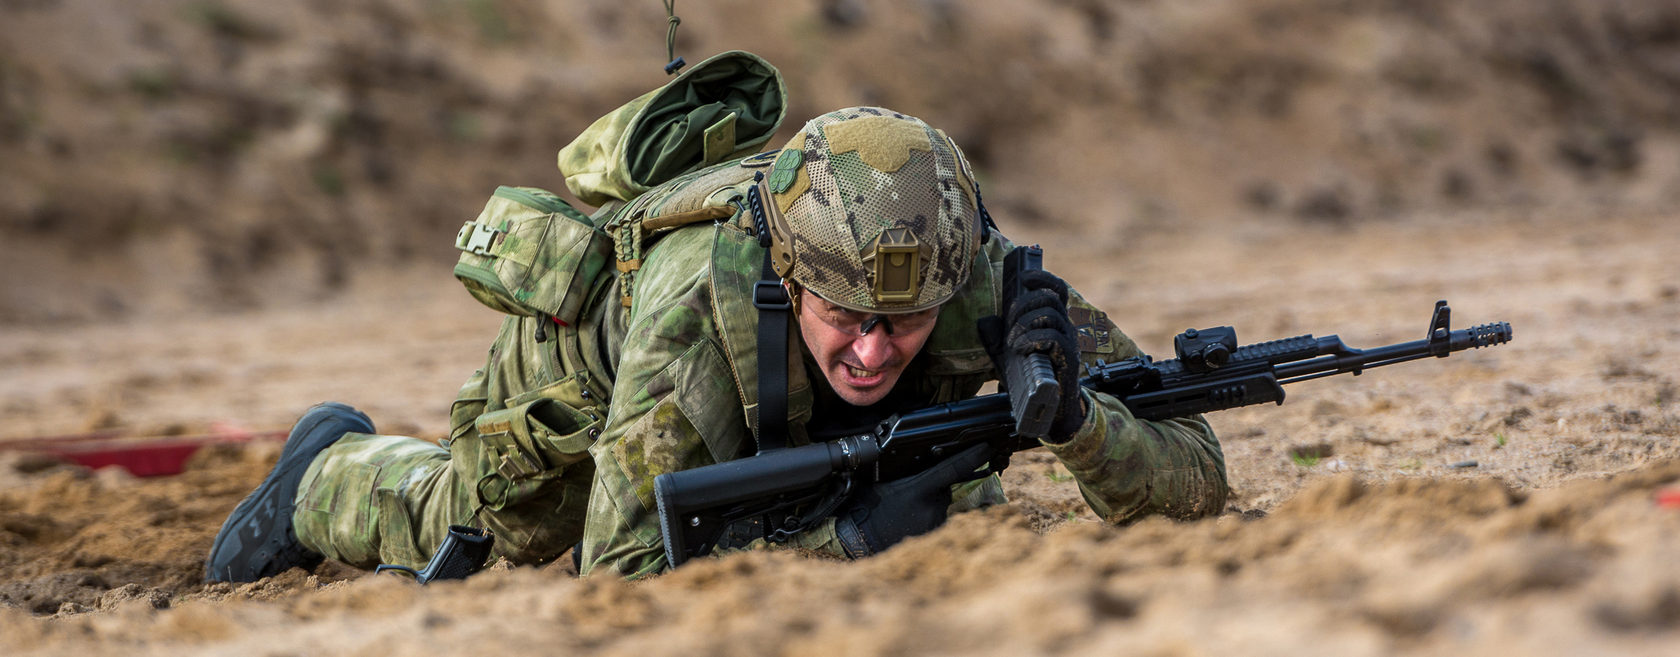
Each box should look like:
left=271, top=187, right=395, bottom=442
left=759, top=107, right=982, bottom=313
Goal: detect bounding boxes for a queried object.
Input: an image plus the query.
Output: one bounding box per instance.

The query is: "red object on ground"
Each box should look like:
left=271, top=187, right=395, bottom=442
left=1656, top=488, right=1680, bottom=509
left=0, top=430, right=287, bottom=477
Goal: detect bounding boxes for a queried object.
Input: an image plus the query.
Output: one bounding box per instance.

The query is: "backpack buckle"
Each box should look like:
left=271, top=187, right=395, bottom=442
left=455, top=222, right=504, bottom=256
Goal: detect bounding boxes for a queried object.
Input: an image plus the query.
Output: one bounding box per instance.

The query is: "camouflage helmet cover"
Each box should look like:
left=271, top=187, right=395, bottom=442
left=764, top=107, right=981, bottom=313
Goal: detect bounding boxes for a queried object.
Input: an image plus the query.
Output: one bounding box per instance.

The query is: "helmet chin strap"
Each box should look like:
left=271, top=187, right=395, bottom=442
left=783, top=280, right=802, bottom=318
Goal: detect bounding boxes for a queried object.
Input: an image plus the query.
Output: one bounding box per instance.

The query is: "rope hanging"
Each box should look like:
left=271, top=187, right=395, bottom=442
left=663, top=0, right=685, bottom=75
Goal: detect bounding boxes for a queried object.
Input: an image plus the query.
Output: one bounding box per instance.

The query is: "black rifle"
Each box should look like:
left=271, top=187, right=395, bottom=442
left=654, top=301, right=1512, bottom=567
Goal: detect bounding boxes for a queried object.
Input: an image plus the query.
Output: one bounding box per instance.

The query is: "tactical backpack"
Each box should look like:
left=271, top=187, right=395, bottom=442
left=451, top=51, right=788, bottom=327
left=439, top=52, right=791, bottom=533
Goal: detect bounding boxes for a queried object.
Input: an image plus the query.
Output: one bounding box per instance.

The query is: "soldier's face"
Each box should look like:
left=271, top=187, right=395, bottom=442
left=797, top=288, right=939, bottom=407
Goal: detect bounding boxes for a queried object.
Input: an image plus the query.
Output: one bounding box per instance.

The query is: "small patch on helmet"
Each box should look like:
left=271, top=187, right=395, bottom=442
left=823, top=116, right=933, bottom=173
left=769, top=147, right=803, bottom=194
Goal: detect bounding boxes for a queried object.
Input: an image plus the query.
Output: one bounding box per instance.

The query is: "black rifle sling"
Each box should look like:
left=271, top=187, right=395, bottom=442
left=753, top=247, right=791, bottom=453
left=746, top=173, right=791, bottom=454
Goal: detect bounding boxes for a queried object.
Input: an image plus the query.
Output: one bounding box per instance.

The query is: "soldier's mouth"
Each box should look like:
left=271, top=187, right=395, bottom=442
left=845, top=364, right=881, bottom=379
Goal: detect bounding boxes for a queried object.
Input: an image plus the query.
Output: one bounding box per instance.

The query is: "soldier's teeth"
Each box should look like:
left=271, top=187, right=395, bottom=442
left=848, top=365, right=878, bottom=378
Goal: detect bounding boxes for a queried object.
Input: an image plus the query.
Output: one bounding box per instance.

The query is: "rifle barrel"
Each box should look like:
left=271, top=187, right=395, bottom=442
left=1274, top=321, right=1513, bottom=384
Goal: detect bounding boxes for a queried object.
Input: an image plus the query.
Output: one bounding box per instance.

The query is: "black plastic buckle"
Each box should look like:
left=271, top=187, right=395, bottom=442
left=753, top=280, right=791, bottom=310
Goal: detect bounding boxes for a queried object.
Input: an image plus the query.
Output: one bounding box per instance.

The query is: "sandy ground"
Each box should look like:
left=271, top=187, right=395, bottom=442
left=6, top=0, right=1680, bottom=654
left=2, top=205, right=1678, bottom=656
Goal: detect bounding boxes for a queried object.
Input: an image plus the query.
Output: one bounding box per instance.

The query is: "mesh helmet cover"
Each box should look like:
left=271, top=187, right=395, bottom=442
left=769, top=107, right=980, bottom=313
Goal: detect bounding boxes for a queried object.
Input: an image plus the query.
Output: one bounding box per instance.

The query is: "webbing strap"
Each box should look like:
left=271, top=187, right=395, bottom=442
left=753, top=249, right=791, bottom=453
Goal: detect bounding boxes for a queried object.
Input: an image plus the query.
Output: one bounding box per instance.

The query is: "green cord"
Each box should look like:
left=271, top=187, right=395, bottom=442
left=664, top=0, right=681, bottom=72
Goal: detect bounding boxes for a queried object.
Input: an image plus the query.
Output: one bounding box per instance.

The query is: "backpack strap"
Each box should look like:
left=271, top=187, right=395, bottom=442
left=604, top=159, right=764, bottom=308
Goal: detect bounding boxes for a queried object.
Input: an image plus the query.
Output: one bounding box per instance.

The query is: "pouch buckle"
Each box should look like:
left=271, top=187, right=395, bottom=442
left=455, top=222, right=504, bottom=256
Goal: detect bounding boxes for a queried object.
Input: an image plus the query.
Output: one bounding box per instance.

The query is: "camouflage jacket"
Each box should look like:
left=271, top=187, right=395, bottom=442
left=455, top=159, right=1229, bottom=579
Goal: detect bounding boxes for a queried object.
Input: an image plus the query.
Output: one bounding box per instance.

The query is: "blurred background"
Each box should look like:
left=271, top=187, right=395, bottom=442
left=4, top=0, right=1679, bottom=324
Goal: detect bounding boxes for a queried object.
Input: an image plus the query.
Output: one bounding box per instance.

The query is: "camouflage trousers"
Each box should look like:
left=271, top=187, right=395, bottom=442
left=293, top=396, right=602, bottom=570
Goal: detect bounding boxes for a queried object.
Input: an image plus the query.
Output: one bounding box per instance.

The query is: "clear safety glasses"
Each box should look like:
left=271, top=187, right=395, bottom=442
left=802, top=292, right=939, bottom=337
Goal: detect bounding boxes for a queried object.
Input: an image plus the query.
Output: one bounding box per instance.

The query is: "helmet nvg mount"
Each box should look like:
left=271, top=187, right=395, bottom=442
left=759, top=107, right=982, bottom=314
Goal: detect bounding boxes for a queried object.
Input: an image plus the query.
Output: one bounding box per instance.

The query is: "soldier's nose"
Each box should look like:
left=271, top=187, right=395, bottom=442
left=850, top=330, right=894, bottom=370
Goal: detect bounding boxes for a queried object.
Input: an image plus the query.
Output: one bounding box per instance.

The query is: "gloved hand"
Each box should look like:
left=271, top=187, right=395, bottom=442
left=978, top=268, right=1087, bottom=444
left=835, top=442, right=996, bottom=557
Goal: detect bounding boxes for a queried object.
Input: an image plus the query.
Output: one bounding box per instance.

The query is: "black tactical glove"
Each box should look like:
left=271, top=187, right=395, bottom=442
left=835, top=442, right=996, bottom=557
left=978, top=268, right=1087, bottom=444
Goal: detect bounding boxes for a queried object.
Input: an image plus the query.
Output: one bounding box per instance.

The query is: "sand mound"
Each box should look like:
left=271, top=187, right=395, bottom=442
left=4, top=452, right=1678, bottom=655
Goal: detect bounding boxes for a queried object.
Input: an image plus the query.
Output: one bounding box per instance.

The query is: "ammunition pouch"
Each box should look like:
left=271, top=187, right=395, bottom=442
left=457, top=392, right=603, bottom=512
left=453, top=186, right=611, bottom=324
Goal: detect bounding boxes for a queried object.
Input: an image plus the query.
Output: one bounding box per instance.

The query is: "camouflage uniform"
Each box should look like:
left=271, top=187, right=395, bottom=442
left=293, top=113, right=1229, bottom=580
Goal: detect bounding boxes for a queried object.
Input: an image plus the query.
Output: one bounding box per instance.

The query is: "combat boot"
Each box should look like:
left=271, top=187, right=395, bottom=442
left=205, top=402, right=374, bottom=582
